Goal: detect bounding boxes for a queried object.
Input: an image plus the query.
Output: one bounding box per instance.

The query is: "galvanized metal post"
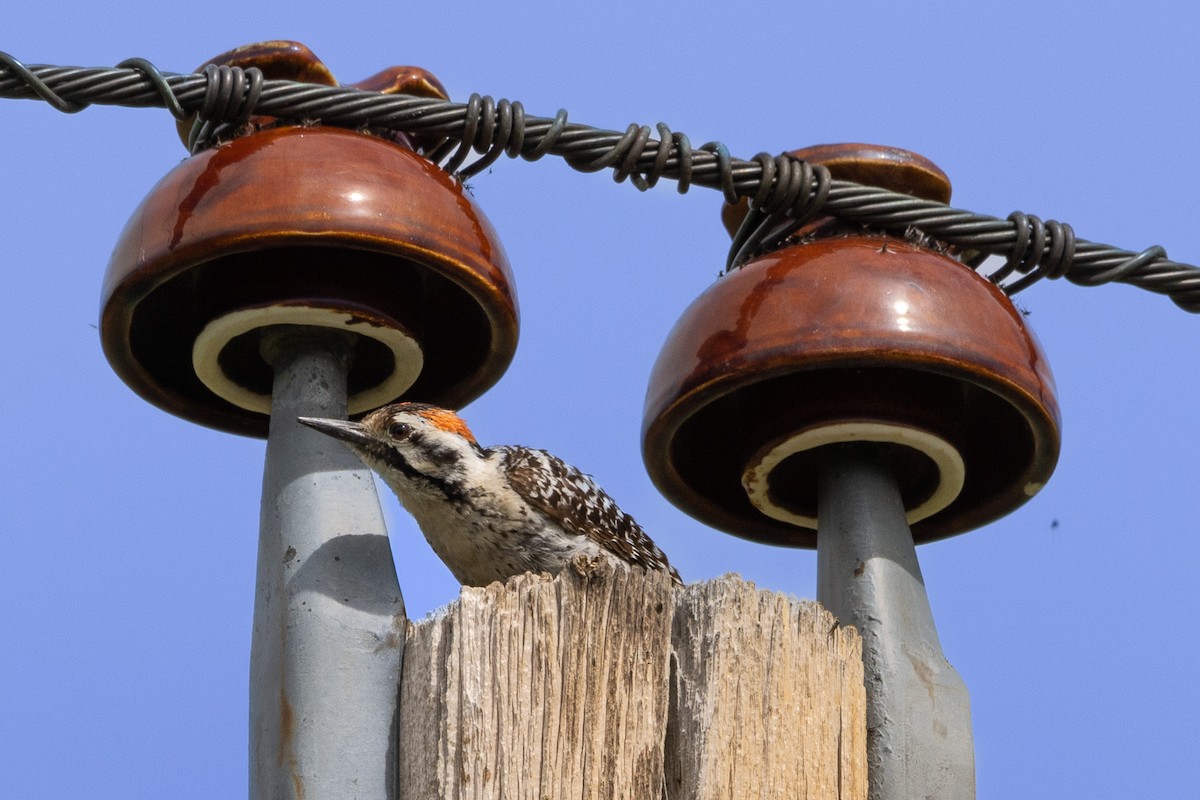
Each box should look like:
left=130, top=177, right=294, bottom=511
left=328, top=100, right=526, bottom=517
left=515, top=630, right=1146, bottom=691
left=817, top=442, right=975, bottom=800
left=251, top=326, right=405, bottom=800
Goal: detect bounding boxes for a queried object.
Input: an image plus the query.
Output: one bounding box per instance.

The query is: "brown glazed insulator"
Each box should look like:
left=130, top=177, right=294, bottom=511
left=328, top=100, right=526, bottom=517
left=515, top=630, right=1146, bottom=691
left=643, top=144, right=1059, bottom=548
left=102, top=43, right=517, bottom=437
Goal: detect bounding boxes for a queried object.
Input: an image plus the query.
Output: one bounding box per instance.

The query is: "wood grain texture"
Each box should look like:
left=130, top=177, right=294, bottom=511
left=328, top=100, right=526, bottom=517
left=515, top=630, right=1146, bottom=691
left=667, top=576, right=866, bottom=800
left=399, top=558, right=674, bottom=799
left=400, top=563, right=865, bottom=799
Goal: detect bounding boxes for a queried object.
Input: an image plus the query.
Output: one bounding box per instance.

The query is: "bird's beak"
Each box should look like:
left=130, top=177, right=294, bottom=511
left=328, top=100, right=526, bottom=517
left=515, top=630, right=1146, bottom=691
left=296, top=416, right=374, bottom=448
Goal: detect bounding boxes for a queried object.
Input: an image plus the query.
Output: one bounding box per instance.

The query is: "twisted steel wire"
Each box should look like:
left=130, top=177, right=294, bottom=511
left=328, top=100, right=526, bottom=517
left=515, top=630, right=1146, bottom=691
left=2, top=53, right=1198, bottom=312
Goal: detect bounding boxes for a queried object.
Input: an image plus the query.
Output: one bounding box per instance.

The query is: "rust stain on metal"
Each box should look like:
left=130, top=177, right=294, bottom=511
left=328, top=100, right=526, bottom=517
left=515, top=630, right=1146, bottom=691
left=291, top=762, right=306, bottom=800
left=279, top=687, right=306, bottom=799
left=905, top=648, right=938, bottom=704
left=278, top=687, right=294, bottom=766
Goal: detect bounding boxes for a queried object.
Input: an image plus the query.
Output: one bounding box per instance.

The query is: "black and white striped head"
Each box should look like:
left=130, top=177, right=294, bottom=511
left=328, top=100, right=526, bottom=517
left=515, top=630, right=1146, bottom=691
left=298, top=403, right=484, bottom=500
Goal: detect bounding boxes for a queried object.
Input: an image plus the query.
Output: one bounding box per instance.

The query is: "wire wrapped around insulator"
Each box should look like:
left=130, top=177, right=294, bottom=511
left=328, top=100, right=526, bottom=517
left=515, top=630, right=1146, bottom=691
left=726, top=153, right=832, bottom=272
left=439, top=93, right=486, bottom=174
left=187, top=64, right=263, bottom=153
left=725, top=153, right=779, bottom=272
left=990, top=212, right=1075, bottom=294
left=435, top=98, right=571, bottom=176
left=455, top=98, right=526, bottom=178
left=986, top=212, right=1038, bottom=285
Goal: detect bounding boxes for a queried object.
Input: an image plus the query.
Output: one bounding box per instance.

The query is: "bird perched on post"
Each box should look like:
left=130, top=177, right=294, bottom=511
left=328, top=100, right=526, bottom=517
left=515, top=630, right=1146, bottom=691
left=298, top=403, right=680, bottom=587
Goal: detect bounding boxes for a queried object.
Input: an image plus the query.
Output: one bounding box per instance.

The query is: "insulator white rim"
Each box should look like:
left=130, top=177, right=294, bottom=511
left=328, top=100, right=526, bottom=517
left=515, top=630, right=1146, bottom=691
left=192, top=304, right=424, bottom=415
left=741, top=421, right=966, bottom=530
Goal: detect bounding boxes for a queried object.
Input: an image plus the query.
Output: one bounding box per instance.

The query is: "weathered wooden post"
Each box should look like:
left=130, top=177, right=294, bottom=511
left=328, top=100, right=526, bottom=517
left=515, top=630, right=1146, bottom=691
left=398, top=558, right=868, bottom=800
left=97, top=42, right=519, bottom=799
left=642, top=145, right=1061, bottom=799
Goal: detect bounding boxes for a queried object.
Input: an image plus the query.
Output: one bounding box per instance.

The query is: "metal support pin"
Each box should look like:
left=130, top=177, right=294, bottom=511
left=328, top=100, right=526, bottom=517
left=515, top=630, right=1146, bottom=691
left=817, top=442, right=976, bottom=800
left=250, top=326, right=405, bottom=800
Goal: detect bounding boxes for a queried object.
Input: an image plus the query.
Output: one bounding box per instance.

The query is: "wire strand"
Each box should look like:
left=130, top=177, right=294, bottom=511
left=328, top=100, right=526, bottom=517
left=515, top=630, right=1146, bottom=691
left=1, top=54, right=1197, bottom=313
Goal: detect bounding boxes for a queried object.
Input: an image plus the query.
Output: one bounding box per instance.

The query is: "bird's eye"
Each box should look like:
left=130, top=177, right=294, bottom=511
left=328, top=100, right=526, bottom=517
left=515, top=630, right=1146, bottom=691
left=387, top=421, right=413, bottom=441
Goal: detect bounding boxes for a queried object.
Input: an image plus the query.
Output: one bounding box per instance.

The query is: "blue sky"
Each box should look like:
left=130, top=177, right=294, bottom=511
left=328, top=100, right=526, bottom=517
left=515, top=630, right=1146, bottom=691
left=2, top=3, right=1197, bottom=797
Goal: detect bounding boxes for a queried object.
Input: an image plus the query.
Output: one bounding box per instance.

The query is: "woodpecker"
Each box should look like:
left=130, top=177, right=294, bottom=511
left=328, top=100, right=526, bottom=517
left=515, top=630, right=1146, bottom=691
left=297, top=403, right=681, bottom=587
